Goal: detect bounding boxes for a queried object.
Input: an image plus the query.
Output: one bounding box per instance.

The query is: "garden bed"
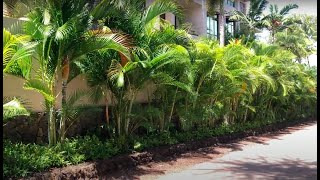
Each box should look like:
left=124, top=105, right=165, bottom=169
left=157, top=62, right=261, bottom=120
left=17, top=118, right=316, bottom=180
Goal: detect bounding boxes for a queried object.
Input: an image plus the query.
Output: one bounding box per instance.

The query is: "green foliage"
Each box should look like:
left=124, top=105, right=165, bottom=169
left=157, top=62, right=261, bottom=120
left=3, top=136, right=121, bottom=179
left=3, top=1, right=317, bottom=179
left=3, top=97, right=30, bottom=122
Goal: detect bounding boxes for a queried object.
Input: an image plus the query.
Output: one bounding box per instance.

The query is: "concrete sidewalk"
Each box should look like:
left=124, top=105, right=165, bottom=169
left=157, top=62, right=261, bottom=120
left=157, top=123, right=317, bottom=180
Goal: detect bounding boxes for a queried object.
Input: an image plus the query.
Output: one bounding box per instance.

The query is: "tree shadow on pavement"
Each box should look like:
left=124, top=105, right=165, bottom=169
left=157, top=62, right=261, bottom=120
left=194, top=156, right=317, bottom=180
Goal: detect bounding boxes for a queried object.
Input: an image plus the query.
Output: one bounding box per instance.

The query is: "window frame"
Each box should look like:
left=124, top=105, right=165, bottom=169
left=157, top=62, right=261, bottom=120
left=207, top=14, right=218, bottom=39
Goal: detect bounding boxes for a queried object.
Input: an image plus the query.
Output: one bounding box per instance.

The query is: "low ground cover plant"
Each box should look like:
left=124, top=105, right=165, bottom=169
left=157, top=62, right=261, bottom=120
left=3, top=116, right=314, bottom=179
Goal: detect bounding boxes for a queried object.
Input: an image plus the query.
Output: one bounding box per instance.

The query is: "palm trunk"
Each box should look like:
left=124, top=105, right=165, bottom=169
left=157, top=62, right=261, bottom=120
left=219, top=0, right=225, bottom=46
left=147, top=89, right=153, bottom=125
left=271, top=28, right=275, bottom=43
left=125, top=91, right=135, bottom=135
left=48, top=106, right=56, bottom=146
left=60, top=56, right=70, bottom=142
left=119, top=52, right=128, bottom=67
left=168, top=87, right=178, bottom=123
left=159, top=91, right=166, bottom=132
left=244, top=108, right=248, bottom=122
left=116, top=106, right=121, bottom=136
left=104, top=93, right=110, bottom=125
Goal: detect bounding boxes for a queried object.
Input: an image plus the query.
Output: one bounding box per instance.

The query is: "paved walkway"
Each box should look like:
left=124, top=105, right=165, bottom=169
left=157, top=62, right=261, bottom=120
left=157, top=123, right=317, bottom=180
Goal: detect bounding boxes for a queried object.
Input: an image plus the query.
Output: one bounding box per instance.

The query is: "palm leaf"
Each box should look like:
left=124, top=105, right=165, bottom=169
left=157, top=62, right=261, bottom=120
left=3, top=97, right=30, bottom=122
left=23, top=79, right=54, bottom=102
left=279, top=4, right=298, bottom=16
left=142, top=0, right=182, bottom=26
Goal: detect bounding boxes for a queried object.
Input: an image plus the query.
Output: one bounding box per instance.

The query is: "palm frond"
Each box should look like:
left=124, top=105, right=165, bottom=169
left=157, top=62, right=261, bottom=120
left=23, top=79, right=54, bottom=102
left=142, top=0, right=183, bottom=26
left=108, top=59, right=125, bottom=88
left=3, top=97, right=30, bottom=122
left=72, top=33, right=131, bottom=61
left=279, top=4, right=298, bottom=16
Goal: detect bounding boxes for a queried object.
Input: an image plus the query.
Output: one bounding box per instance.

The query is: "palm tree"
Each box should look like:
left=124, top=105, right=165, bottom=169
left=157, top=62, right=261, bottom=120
left=229, top=0, right=269, bottom=40
left=3, top=27, right=34, bottom=122
left=3, top=27, right=35, bottom=78
left=263, top=3, right=299, bottom=43
left=78, top=0, right=191, bottom=136
left=218, top=0, right=225, bottom=46
left=3, top=0, right=42, bottom=18
left=23, top=0, right=131, bottom=145
left=275, top=29, right=314, bottom=63
left=281, top=14, right=317, bottom=64
left=207, top=0, right=225, bottom=46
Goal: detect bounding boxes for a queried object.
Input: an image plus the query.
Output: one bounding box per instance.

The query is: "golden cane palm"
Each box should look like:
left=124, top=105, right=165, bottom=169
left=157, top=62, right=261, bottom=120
left=22, top=0, right=131, bottom=145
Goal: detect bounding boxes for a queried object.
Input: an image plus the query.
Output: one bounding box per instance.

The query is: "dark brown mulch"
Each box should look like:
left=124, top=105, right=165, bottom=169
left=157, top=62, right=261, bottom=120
left=19, top=118, right=316, bottom=180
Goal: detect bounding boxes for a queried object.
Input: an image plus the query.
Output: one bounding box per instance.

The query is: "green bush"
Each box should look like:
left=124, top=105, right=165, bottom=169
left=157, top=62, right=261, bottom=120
left=3, top=135, right=121, bottom=179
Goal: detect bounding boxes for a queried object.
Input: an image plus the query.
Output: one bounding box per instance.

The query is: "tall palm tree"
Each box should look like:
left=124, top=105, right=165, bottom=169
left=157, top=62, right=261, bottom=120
left=23, top=0, right=131, bottom=145
left=207, top=0, right=225, bottom=46
left=218, top=0, right=225, bottom=46
left=263, top=3, right=299, bottom=43
left=78, top=0, right=190, bottom=136
left=229, top=0, right=269, bottom=40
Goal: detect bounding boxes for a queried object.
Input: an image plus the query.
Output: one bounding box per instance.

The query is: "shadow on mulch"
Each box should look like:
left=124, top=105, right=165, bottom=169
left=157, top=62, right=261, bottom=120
left=21, top=119, right=317, bottom=180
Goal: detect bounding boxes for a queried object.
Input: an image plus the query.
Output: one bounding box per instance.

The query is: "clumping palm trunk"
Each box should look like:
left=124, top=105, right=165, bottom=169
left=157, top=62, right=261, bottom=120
left=219, top=0, right=225, bottom=46
left=60, top=56, right=70, bottom=142
left=48, top=105, right=56, bottom=146
left=125, top=91, right=135, bottom=136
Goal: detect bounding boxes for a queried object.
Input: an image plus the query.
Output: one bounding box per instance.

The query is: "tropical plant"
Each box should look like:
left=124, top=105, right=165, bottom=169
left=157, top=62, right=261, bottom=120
left=3, top=27, right=35, bottom=78
left=275, top=14, right=317, bottom=64
left=263, top=3, right=299, bottom=43
left=3, top=27, right=34, bottom=122
left=3, top=97, right=30, bottom=123
left=3, top=0, right=43, bottom=18
left=78, top=0, right=192, bottom=137
left=229, top=0, right=269, bottom=40
left=22, top=0, right=130, bottom=145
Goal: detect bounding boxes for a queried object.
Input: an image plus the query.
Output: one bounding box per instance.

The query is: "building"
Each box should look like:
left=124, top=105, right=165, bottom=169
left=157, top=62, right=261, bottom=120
left=3, top=0, right=250, bottom=111
left=147, top=0, right=249, bottom=39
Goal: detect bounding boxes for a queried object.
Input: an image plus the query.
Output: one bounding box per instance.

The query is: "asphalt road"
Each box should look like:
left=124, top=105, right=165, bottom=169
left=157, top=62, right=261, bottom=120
left=157, top=123, right=317, bottom=180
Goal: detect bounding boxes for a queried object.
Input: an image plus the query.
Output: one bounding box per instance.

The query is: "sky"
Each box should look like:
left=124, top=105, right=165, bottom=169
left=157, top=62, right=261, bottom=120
left=255, top=0, right=317, bottom=66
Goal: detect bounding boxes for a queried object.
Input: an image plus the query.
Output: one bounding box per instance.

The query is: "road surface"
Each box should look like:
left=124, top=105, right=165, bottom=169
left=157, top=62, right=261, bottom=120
left=157, top=123, right=317, bottom=180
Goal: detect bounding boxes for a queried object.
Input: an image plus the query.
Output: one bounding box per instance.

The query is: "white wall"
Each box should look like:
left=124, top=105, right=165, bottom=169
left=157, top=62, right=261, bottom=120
left=3, top=16, right=157, bottom=111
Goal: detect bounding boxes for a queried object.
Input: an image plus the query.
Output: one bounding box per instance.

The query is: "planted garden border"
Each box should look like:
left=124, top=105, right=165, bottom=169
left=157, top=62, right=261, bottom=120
left=19, top=118, right=316, bottom=180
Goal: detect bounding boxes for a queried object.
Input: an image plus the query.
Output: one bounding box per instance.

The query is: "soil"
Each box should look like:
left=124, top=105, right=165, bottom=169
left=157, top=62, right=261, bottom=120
left=18, top=118, right=316, bottom=180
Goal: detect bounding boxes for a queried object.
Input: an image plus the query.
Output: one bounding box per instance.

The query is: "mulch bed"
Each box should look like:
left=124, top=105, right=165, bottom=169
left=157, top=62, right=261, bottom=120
left=18, top=118, right=316, bottom=180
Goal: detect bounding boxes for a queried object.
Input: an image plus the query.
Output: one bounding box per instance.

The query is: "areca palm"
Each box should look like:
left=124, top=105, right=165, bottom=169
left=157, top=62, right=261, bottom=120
left=248, top=41, right=317, bottom=121
left=278, top=14, right=317, bottom=64
left=229, top=0, right=269, bottom=40
left=263, top=3, right=299, bottom=43
left=3, top=0, right=43, bottom=18
left=3, top=27, right=34, bottom=122
left=3, top=28, right=35, bottom=78
left=23, top=0, right=130, bottom=145
left=78, top=0, right=192, bottom=136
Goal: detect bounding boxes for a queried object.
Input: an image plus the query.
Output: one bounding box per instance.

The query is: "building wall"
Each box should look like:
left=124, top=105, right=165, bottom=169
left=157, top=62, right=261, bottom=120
left=3, top=16, right=156, bottom=111
left=3, top=1, right=249, bottom=111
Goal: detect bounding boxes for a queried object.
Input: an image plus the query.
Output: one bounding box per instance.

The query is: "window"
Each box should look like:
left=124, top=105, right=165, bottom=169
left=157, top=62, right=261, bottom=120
left=207, top=15, right=218, bottom=39
left=160, top=14, right=166, bottom=20
left=227, top=21, right=234, bottom=36
left=225, top=0, right=235, bottom=7
left=174, top=16, right=178, bottom=29
left=240, top=2, right=246, bottom=13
